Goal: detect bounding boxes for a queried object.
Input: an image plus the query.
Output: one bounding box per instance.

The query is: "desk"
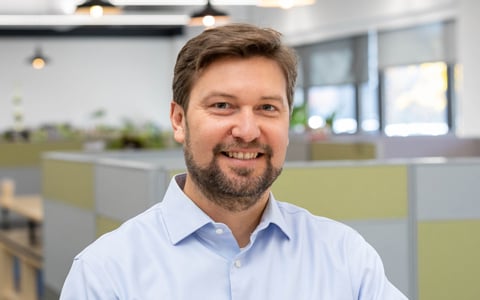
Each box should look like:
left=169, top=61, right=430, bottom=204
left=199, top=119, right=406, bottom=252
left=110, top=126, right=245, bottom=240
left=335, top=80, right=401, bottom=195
left=0, top=195, right=43, bottom=245
left=1, top=196, right=43, bottom=223
left=0, top=227, right=42, bottom=300
left=0, top=182, right=44, bottom=299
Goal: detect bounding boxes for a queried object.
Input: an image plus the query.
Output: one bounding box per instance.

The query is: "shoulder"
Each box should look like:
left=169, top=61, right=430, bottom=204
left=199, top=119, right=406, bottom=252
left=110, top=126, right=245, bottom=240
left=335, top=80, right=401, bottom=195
left=274, top=200, right=373, bottom=257
left=277, top=200, right=358, bottom=235
left=76, top=202, right=166, bottom=261
left=274, top=201, right=396, bottom=294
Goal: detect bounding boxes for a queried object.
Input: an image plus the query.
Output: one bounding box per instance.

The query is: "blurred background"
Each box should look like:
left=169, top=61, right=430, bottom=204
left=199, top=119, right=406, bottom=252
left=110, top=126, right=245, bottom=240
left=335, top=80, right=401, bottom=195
left=1, top=1, right=479, bottom=299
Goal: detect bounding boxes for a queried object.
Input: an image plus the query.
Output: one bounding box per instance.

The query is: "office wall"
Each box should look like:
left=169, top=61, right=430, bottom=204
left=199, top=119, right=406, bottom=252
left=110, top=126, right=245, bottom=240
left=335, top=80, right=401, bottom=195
left=249, top=0, right=457, bottom=45
left=250, top=0, right=480, bottom=138
left=3, top=0, right=480, bottom=147
left=0, top=0, right=464, bottom=136
left=0, top=38, right=175, bottom=132
left=457, top=0, right=480, bottom=137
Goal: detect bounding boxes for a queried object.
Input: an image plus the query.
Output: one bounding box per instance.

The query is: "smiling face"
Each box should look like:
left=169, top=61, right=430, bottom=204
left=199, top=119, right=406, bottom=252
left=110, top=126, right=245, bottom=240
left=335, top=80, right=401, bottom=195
left=170, top=56, right=290, bottom=212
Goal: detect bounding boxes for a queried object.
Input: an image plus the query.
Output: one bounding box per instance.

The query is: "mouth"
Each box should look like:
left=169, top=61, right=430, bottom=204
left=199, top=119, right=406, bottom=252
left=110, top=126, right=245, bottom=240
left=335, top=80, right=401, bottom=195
left=222, top=151, right=263, bottom=160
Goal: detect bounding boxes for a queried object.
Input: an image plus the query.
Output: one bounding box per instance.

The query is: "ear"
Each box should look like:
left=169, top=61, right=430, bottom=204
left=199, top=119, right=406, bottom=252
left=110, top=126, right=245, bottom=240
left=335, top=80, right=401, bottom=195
left=170, top=101, right=186, bottom=144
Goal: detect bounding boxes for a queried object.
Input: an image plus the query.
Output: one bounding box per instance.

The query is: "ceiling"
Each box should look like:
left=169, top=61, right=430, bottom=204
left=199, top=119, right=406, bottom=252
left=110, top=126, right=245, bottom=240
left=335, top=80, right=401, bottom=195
left=0, top=1, right=258, bottom=37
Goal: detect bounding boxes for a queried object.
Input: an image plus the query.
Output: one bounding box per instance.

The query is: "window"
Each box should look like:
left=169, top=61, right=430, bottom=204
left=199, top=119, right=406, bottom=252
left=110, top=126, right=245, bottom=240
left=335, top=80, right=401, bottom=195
left=293, top=20, right=456, bottom=136
left=377, top=21, right=456, bottom=136
left=382, top=62, right=449, bottom=136
left=295, top=35, right=368, bottom=134
left=307, top=85, right=357, bottom=133
left=360, top=81, right=380, bottom=132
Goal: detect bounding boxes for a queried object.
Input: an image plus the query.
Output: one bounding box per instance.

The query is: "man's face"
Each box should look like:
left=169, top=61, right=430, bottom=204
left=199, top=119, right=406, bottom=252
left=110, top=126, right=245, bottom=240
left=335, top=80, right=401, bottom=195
left=171, top=56, right=290, bottom=211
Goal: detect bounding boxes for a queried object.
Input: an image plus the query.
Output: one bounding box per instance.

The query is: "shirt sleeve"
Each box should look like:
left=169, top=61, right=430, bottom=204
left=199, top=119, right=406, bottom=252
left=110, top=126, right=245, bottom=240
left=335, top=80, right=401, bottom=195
left=60, top=257, right=117, bottom=300
left=346, top=229, right=409, bottom=300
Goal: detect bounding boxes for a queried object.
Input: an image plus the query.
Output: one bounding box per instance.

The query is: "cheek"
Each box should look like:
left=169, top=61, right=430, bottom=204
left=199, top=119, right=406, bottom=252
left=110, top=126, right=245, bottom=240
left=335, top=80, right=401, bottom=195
left=185, top=122, right=221, bottom=153
left=269, top=127, right=290, bottom=161
left=277, top=137, right=290, bottom=158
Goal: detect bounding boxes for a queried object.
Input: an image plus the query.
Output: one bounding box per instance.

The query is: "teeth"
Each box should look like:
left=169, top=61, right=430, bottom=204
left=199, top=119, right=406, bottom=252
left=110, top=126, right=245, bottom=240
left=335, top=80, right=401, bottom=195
left=227, top=152, right=259, bottom=160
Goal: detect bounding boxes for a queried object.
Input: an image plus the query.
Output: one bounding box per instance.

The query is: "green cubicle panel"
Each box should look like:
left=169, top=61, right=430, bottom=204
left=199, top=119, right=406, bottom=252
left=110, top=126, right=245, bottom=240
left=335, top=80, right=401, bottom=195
left=96, top=214, right=122, bottom=238
left=0, top=142, right=83, bottom=195
left=414, top=161, right=480, bottom=300
left=418, top=220, right=480, bottom=300
left=42, top=157, right=95, bottom=211
left=272, top=163, right=408, bottom=220
left=310, top=142, right=376, bottom=161
left=272, top=162, right=411, bottom=296
left=0, top=142, right=83, bottom=167
left=41, top=151, right=480, bottom=300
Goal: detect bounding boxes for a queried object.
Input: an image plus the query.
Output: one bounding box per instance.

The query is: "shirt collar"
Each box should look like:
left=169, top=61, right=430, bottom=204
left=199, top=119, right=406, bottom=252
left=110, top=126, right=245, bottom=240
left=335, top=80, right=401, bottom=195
left=160, top=174, right=212, bottom=245
left=160, top=174, right=292, bottom=245
left=258, top=193, right=292, bottom=240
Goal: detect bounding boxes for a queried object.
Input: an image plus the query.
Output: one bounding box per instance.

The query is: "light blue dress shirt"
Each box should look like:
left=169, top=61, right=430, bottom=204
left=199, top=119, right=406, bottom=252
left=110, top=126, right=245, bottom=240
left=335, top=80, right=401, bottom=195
left=60, top=174, right=407, bottom=299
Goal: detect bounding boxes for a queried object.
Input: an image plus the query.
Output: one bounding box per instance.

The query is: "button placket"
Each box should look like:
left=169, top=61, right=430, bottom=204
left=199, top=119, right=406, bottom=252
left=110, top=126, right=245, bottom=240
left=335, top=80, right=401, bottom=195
left=233, top=259, right=242, bottom=268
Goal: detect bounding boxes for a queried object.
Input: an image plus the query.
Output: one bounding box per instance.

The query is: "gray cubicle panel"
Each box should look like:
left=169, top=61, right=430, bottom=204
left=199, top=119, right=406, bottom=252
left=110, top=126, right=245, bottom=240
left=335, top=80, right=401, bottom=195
left=0, top=167, right=40, bottom=195
left=43, top=152, right=480, bottom=300
left=43, top=199, right=96, bottom=293
left=42, top=150, right=184, bottom=295
left=273, top=160, right=412, bottom=297
left=412, top=158, right=480, bottom=300
left=345, top=218, right=410, bottom=296
left=94, top=152, right=185, bottom=234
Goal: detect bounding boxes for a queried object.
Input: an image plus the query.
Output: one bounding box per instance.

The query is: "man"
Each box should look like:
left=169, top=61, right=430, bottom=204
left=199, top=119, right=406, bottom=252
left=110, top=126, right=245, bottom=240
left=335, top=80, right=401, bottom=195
left=60, top=23, right=407, bottom=299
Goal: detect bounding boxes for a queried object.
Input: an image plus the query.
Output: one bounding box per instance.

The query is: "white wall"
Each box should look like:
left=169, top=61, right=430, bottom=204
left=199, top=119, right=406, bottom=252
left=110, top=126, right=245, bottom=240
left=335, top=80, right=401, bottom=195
left=248, top=0, right=457, bottom=45
left=246, top=0, right=480, bottom=138
left=457, top=0, right=480, bottom=137
left=4, top=0, right=479, bottom=138
left=0, top=38, right=176, bottom=132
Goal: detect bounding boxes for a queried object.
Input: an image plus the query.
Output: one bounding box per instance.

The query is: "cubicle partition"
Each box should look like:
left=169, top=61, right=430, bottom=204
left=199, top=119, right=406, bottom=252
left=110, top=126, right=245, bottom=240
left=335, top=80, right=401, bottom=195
left=272, top=161, right=411, bottom=295
left=0, top=142, right=83, bottom=299
left=41, top=150, right=184, bottom=296
left=0, top=142, right=83, bottom=195
left=413, top=159, right=480, bottom=300
left=42, top=151, right=480, bottom=300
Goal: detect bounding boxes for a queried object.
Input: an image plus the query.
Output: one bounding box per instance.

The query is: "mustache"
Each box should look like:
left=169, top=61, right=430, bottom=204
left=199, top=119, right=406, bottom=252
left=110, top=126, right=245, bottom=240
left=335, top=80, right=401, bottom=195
left=213, top=142, right=273, bottom=156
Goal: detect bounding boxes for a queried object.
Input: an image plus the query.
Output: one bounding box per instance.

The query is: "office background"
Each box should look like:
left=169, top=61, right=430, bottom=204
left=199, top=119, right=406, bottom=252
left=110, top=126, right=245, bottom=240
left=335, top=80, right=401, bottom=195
left=1, top=0, right=480, bottom=299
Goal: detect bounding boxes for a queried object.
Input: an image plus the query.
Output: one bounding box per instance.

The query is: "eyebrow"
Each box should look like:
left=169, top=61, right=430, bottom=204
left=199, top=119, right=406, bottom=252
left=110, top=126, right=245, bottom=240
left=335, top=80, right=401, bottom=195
left=202, top=91, right=235, bottom=101
left=203, top=92, right=286, bottom=103
left=260, top=95, right=285, bottom=102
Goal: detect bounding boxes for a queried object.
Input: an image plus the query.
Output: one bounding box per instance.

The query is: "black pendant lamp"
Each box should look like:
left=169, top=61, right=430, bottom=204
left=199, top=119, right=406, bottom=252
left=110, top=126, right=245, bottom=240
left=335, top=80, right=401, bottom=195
left=28, top=47, right=49, bottom=70
left=76, top=0, right=121, bottom=17
left=190, top=0, right=229, bottom=27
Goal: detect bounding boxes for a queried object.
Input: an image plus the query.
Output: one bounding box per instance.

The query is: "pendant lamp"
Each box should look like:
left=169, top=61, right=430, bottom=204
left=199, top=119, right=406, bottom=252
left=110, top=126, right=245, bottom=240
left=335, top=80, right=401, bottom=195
left=76, top=0, right=122, bottom=18
left=190, top=0, right=229, bottom=27
left=28, top=47, right=49, bottom=70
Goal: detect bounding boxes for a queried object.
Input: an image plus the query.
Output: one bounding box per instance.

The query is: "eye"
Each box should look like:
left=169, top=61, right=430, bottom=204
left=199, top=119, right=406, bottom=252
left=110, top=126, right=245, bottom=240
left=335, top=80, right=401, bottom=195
left=213, top=102, right=231, bottom=109
left=261, top=104, right=277, bottom=112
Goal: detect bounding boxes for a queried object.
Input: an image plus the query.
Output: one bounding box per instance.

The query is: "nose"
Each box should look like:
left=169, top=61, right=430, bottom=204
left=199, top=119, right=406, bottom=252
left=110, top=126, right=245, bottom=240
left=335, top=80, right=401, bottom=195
left=231, top=109, right=261, bottom=142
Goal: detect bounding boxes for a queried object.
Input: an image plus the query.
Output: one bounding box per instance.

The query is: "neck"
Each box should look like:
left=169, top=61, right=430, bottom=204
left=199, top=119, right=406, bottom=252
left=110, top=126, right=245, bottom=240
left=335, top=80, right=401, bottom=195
left=209, top=201, right=267, bottom=248
left=183, top=176, right=269, bottom=248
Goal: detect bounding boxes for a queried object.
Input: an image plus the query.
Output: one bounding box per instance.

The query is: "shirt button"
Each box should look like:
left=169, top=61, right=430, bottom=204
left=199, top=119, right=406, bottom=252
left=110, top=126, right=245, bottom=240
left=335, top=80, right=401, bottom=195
left=215, top=228, right=224, bottom=235
left=234, top=259, right=242, bottom=268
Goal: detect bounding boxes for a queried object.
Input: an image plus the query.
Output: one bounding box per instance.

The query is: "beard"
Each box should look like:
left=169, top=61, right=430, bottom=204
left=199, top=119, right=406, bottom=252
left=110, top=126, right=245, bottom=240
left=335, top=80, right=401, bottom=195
left=183, top=131, right=282, bottom=212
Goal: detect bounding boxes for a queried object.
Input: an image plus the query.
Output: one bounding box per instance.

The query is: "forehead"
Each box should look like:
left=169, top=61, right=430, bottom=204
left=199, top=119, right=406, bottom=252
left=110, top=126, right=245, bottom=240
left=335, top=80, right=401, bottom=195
left=197, top=56, right=285, bottom=83
left=193, top=57, right=286, bottom=95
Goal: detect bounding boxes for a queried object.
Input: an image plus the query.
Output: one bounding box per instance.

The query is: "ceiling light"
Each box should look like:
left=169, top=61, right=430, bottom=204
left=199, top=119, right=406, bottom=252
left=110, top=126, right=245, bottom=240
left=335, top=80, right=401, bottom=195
left=189, top=0, right=229, bottom=27
left=257, top=0, right=315, bottom=9
left=76, top=0, right=122, bottom=18
left=28, top=47, right=49, bottom=70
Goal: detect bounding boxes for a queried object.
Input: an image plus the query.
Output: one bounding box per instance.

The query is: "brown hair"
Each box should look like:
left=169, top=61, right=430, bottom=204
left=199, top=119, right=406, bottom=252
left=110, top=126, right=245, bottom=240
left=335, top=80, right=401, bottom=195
left=172, top=23, right=298, bottom=113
